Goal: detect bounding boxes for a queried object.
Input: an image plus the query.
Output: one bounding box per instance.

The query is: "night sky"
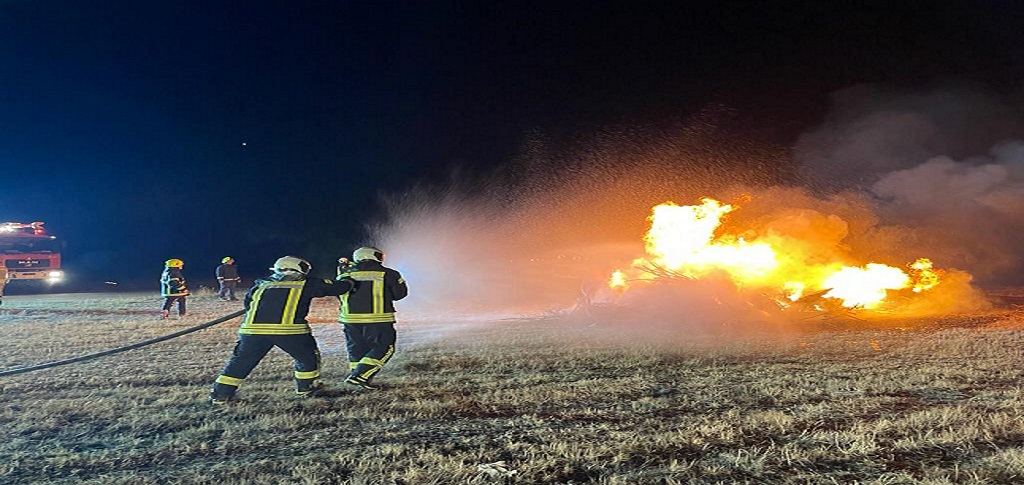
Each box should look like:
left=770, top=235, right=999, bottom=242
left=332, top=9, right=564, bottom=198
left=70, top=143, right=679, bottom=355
left=2, top=1, right=1022, bottom=288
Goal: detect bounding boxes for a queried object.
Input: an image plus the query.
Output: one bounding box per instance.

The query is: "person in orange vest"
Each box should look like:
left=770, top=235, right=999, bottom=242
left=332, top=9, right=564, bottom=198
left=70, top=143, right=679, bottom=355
left=160, top=259, right=189, bottom=319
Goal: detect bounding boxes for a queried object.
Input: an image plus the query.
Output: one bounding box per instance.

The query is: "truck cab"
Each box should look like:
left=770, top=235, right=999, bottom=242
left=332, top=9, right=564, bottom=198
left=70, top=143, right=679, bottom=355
left=0, top=222, right=64, bottom=284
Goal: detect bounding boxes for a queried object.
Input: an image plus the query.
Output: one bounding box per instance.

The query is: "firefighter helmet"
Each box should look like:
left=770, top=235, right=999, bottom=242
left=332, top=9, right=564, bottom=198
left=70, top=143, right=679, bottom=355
left=353, top=246, right=384, bottom=262
left=165, top=259, right=184, bottom=268
left=271, top=256, right=311, bottom=275
left=221, top=256, right=234, bottom=264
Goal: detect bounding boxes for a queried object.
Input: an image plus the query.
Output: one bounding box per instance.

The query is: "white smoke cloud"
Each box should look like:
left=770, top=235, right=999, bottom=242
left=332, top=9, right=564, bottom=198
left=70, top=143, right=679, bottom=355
left=795, top=85, right=1024, bottom=185
left=792, top=85, right=1024, bottom=284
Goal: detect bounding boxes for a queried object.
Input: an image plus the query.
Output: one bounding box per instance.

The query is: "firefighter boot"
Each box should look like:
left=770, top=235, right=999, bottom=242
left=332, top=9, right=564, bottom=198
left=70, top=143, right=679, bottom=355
left=296, top=379, right=325, bottom=398
left=209, top=390, right=239, bottom=405
left=344, top=375, right=380, bottom=390
left=345, top=363, right=381, bottom=390
left=210, top=380, right=241, bottom=405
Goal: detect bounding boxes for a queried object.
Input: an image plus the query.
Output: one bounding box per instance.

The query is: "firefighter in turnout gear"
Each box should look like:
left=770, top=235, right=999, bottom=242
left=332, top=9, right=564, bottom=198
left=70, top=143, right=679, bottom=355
left=209, top=256, right=354, bottom=405
left=337, top=246, right=408, bottom=390
left=216, top=256, right=241, bottom=301
left=160, top=259, right=189, bottom=318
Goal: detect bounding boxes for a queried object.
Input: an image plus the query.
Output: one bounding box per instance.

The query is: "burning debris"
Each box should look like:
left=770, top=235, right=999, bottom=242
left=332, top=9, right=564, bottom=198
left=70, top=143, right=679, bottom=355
left=608, top=197, right=980, bottom=318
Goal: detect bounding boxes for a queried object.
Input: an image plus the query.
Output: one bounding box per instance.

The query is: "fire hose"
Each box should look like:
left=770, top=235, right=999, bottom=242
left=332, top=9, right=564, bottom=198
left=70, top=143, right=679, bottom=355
left=0, top=309, right=245, bottom=378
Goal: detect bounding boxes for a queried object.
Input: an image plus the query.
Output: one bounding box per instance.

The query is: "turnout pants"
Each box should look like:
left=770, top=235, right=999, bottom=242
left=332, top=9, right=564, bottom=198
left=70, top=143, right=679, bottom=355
left=218, top=280, right=238, bottom=300
left=211, top=333, right=322, bottom=399
left=343, top=322, right=396, bottom=382
left=162, top=296, right=187, bottom=315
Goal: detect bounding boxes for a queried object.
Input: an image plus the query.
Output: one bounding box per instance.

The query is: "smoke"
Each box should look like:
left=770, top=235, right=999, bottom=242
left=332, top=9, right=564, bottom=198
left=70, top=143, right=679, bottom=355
left=869, top=150, right=1024, bottom=282
left=368, top=86, right=1023, bottom=334
left=795, top=84, right=1024, bottom=285
left=794, top=84, right=1024, bottom=186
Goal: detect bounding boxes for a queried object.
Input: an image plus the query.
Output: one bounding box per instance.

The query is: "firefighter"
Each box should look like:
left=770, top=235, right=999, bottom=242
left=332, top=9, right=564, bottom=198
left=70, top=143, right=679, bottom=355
left=336, top=256, right=354, bottom=276
left=209, top=255, right=354, bottom=405
left=160, top=259, right=189, bottom=319
left=337, top=246, right=408, bottom=390
left=216, top=256, right=241, bottom=301
left=0, top=265, right=8, bottom=307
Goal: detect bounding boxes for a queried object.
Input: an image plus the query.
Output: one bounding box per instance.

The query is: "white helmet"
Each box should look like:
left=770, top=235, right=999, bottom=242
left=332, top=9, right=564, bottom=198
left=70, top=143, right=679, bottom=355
left=270, top=256, right=311, bottom=275
left=352, top=246, right=384, bottom=262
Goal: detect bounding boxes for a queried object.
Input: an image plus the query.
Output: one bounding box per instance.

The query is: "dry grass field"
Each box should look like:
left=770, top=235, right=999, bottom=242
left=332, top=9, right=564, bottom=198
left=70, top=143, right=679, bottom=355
left=1, top=290, right=1023, bottom=484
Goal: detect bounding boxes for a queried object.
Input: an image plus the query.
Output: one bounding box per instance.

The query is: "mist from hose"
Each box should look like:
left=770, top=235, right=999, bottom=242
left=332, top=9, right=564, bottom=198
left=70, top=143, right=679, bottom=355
left=368, top=86, right=1024, bottom=333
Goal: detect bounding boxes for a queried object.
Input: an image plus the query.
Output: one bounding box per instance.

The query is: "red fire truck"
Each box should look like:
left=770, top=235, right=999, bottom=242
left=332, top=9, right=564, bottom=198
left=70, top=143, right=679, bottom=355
left=0, top=222, right=64, bottom=284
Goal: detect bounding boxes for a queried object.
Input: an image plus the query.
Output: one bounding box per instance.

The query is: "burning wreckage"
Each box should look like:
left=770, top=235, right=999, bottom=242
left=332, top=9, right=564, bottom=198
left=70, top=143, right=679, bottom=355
left=593, top=197, right=987, bottom=322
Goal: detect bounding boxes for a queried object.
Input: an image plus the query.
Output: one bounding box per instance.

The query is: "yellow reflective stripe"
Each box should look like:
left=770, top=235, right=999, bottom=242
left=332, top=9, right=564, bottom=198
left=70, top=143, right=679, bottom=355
left=339, top=292, right=352, bottom=319
left=243, top=281, right=305, bottom=327
left=358, top=357, right=384, bottom=366
left=374, top=278, right=383, bottom=313
left=350, top=271, right=385, bottom=314
left=295, top=369, right=320, bottom=380
left=281, top=282, right=303, bottom=325
left=239, top=324, right=311, bottom=335
left=348, top=271, right=385, bottom=281
left=339, top=313, right=395, bottom=323
left=348, top=361, right=358, bottom=370
left=338, top=271, right=392, bottom=322
left=242, top=285, right=266, bottom=325
left=216, top=375, right=244, bottom=387
left=379, top=345, right=394, bottom=364
left=357, top=364, right=384, bottom=380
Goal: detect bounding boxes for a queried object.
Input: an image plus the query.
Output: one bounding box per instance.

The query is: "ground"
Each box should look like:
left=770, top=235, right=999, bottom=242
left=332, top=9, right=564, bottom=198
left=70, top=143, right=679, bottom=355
left=0, top=289, right=1022, bottom=484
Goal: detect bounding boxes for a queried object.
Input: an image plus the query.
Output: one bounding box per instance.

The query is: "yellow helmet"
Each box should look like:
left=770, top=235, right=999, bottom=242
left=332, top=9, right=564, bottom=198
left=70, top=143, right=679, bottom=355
left=221, top=257, right=234, bottom=264
left=165, top=258, right=184, bottom=268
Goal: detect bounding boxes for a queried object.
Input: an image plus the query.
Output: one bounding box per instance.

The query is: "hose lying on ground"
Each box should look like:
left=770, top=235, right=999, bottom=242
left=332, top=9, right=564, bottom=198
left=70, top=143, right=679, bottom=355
left=0, top=309, right=245, bottom=378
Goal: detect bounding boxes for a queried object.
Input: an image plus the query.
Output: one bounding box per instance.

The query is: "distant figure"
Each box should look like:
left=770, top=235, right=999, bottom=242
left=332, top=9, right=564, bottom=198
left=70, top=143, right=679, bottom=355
left=336, top=246, right=408, bottom=390
left=216, top=256, right=241, bottom=301
left=209, top=256, right=354, bottom=405
left=0, top=265, right=8, bottom=307
left=160, top=259, right=189, bottom=319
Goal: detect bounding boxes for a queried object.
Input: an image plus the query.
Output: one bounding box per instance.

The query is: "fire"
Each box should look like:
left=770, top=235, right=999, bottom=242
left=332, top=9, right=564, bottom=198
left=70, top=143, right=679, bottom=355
left=609, top=269, right=627, bottom=289
left=821, top=264, right=909, bottom=308
left=611, top=197, right=948, bottom=312
left=909, top=258, right=942, bottom=293
left=643, top=199, right=778, bottom=281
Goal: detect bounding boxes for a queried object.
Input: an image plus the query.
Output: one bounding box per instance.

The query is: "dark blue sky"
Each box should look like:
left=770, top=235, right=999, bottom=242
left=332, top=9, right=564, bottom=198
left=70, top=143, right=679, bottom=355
left=1, top=1, right=1021, bottom=286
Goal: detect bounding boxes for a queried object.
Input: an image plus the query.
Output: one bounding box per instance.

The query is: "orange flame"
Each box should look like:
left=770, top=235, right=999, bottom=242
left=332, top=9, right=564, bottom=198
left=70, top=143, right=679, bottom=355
left=909, top=258, right=943, bottom=293
left=611, top=197, right=946, bottom=311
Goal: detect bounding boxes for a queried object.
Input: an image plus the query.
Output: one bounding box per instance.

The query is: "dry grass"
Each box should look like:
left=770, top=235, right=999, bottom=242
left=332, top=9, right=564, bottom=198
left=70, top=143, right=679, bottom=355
left=1, top=292, right=1023, bottom=484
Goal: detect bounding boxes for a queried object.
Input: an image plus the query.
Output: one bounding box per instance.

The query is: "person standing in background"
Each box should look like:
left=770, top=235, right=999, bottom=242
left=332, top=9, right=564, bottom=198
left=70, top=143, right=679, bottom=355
left=216, top=256, right=241, bottom=301
left=160, top=259, right=189, bottom=319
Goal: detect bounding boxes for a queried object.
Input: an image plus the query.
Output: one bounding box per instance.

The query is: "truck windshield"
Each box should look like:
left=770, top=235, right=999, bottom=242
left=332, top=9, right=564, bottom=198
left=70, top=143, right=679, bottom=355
left=0, top=238, right=61, bottom=254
